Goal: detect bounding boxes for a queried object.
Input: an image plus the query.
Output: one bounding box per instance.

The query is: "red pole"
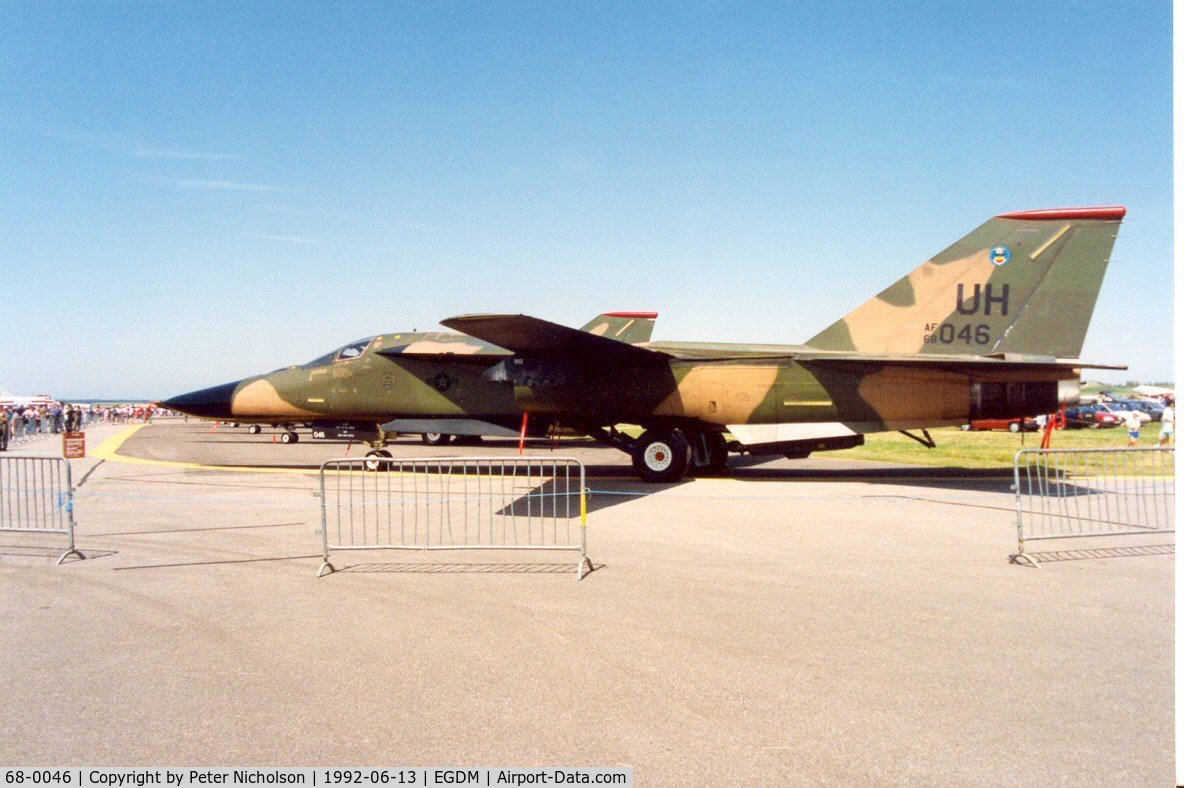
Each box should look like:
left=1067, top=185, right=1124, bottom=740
left=518, top=412, right=529, bottom=456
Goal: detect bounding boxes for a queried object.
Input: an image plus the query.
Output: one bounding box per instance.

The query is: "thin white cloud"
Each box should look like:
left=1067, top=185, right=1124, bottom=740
left=132, top=148, right=243, bottom=161
left=241, top=232, right=323, bottom=244
left=172, top=179, right=281, bottom=192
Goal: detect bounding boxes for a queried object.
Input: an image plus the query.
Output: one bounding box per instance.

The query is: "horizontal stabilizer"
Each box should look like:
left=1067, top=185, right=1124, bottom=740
left=795, top=352, right=1126, bottom=374
left=442, top=314, right=669, bottom=365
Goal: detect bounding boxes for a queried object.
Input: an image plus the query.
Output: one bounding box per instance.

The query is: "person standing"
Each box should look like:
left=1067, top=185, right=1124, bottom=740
left=0, top=408, right=8, bottom=451
left=1158, top=398, right=1174, bottom=447
left=1121, top=409, right=1142, bottom=448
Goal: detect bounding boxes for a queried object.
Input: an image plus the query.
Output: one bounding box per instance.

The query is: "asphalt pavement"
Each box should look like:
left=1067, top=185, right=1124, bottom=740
left=0, top=420, right=1172, bottom=783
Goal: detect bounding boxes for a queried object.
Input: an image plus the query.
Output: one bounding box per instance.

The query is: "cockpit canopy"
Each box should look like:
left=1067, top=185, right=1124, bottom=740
left=303, top=337, right=376, bottom=369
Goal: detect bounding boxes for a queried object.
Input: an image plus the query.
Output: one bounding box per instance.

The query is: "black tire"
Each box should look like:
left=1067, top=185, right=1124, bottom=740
left=632, top=429, right=690, bottom=483
left=364, top=449, right=390, bottom=472
left=422, top=432, right=453, bottom=446
left=281, top=431, right=298, bottom=444
left=248, top=424, right=261, bottom=435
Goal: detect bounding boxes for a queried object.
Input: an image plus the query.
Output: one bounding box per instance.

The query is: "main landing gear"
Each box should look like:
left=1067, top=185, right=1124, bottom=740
left=593, top=426, right=730, bottom=484
left=280, top=430, right=299, bottom=444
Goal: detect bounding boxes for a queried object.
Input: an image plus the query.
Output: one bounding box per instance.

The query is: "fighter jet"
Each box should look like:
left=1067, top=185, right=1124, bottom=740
left=162, top=311, right=659, bottom=455
left=166, top=207, right=1126, bottom=482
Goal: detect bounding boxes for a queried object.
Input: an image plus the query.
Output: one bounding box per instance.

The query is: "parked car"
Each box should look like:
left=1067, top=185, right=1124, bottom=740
left=1114, top=398, right=1164, bottom=422
left=962, top=417, right=1038, bottom=432
left=1063, top=404, right=1121, bottom=429
left=1096, top=401, right=1151, bottom=423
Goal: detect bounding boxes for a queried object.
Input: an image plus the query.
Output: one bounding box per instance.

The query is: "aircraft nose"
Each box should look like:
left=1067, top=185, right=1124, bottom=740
left=161, top=380, right=241, bottom=419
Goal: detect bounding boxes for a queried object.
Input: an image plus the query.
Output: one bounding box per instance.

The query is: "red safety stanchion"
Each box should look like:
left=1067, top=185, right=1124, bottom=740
left=518, top=412, right=529, bottom=456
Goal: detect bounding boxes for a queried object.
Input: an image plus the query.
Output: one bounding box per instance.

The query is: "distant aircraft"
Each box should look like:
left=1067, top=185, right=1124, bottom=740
left=165, top=207, right=1126, bottom=482
left=0, top=385, right=58, bottom=409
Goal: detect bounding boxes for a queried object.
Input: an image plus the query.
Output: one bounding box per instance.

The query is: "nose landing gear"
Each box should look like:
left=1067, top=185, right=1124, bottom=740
left=364, top=449, right=393, bottom=472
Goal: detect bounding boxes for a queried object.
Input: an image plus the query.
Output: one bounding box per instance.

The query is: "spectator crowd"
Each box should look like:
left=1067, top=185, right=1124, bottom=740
left=0, top=403, right=175, bottom=451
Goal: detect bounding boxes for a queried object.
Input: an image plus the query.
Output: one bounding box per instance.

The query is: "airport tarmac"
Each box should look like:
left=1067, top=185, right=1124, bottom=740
left=0, top=420, right=1172, bottom=783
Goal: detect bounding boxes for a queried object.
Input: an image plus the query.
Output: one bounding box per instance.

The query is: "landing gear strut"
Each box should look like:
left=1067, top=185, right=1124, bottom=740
left=689, top=432, right=729, bottom=476
left=364, top=429, right=392, bottom=471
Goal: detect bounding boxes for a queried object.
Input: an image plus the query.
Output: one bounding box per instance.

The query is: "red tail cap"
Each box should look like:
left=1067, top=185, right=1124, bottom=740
left=996, top=206, right=1126, bottom=221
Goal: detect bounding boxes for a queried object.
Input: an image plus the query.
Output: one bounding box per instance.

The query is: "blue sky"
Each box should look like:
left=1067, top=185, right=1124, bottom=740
left=0, top=2, right=1172, bottom=398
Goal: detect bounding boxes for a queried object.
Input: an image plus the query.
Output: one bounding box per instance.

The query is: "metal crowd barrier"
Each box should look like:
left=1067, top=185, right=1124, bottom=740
left=1013, top=447, right=1174, bottom=566
left=0, top=455, right=84, bottom=564
left=318, top=457, right=591, bottom=579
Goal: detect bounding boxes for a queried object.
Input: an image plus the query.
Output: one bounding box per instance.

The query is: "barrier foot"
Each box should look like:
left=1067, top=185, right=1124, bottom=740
left=317, top=561, right=336, bottom=578
left=576, top=556, right=593, bottom=580
left=57, top=548, right=85, bottom=565
left=1009, top=552, right=1040, bottom=568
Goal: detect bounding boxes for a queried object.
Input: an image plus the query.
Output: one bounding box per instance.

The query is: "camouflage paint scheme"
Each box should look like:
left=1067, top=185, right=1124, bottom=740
left=444, top=208, right=1123, bottom=436
left=164, top=208, right=1126, bottom=481
left=163, top=313, right=659, bottom=434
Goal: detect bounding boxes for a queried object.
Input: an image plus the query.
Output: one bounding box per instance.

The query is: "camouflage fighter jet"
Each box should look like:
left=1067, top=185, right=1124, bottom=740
left=440, top=206, right=1127, bottom=481
left=166, top=207, right=1126, bottom=482
left=161, top=312, right=659, bottom=460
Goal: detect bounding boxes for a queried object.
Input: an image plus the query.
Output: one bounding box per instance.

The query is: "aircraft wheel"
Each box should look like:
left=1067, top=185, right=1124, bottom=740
left=632, top=429, right=690, bottom=483
left=281, top=431, right=299, bottom=444
left=960, top=424, right=971, bottom=431
left=364, top=449, right=390, bottom=472
left=248, top=425, right=261, bottom=435
left=422, top=432, right=453, bottom=446
left=1009, top=422, right=1021, bottom=433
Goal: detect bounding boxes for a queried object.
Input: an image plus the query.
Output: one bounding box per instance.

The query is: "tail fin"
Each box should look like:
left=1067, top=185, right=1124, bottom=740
left=806, top=207, right=1125, bottom=358
left=579, top=311, right=658, bottom=345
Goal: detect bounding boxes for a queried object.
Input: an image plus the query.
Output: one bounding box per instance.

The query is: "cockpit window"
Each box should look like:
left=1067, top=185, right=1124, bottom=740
left=302, top=337, right=375, bottom=369
left=303, top=351, right=337, bottom=369
left=336, top=337, right=374, bottom=362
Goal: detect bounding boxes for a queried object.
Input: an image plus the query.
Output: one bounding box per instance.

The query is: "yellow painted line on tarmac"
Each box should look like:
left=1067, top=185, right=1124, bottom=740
left=89, top=424, right=147, bottom=460
left=89, top=424, right=321, bottom=476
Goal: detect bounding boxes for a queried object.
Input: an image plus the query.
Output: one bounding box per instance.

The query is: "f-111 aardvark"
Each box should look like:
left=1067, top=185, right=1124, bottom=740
left=164, top=207, right=1126, bottom=482
left=162, top=311, right=659, bottom=450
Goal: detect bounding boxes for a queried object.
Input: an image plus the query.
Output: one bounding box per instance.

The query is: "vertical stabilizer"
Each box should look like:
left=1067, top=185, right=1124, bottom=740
left=806, top=207, right=1125, bottom=358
